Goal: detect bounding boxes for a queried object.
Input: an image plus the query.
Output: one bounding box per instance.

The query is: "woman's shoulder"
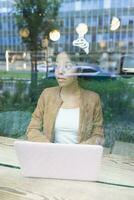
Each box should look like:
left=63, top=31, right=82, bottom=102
left=41, top=86, right=61, bottom=97
left=81, top=88, right=100, bottom=99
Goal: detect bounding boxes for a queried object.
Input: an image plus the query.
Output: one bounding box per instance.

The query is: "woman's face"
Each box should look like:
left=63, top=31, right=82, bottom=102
left=55, top=52, right=77, bottom=87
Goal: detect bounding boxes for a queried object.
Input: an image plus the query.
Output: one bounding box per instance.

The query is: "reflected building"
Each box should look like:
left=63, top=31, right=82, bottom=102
left=0, top=0, right=134, bottom=58
left=0, top=0, right=22, bottom=59
left=57, top=0, right=134, bottom=54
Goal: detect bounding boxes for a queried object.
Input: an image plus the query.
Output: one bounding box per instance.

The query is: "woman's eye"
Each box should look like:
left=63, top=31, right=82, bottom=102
left=65, top=65, right=72, bottom=70
left=54, top=66, right=58, bottom=71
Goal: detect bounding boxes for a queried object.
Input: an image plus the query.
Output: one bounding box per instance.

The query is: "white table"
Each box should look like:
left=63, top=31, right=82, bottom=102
left=0, top=136, right=134, bottom=200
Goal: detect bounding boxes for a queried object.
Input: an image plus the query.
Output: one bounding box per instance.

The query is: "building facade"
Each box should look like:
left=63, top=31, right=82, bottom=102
left=0, top=0, right=22, bottom=60
left=57, top=0, right=134, bottom=54
left=0, top=0, right=134, bottom=58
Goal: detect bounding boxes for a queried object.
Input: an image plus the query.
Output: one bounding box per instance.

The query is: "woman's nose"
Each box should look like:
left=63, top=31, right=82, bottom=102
left=56, top=66, right=64, bottom=74
left=55, top=66, right=64, bottom=77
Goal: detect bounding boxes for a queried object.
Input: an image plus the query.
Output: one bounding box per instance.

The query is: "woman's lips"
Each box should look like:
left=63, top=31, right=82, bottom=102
left=57, top=78, right=66, bottom=82
left=57, top=75, right=66, bottom=80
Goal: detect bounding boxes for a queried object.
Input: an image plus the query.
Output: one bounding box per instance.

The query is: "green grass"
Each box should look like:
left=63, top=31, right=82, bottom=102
left=0, top=70, right=133, bottom=83
left=119, top=75, right=134, bottom=83
left=0, top=70, right=45, bottom=80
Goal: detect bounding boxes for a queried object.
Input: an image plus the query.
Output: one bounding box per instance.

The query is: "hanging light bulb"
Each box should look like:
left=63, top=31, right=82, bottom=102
left=76, top=23, right=88, bottom=36
left=110, top=17, right=120, bottom=31
left=49, top=30, right=60, bottom=41
left=19, top=27, right=30, bottom=38
left=99, top=40, right=106, bottom=49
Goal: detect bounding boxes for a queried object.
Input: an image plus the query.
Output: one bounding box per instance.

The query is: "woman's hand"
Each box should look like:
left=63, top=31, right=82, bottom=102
left=80, top=136, right=104, bottom=145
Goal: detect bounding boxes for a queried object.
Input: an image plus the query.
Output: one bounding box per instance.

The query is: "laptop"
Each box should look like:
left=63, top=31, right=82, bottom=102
left=14, top=141, right=103, bottom=181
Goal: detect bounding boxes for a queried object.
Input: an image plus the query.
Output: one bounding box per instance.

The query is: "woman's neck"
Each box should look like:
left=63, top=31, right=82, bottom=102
left=60, top=81, right=81, bottom=109
left=61, top=82, right=80, bottom=96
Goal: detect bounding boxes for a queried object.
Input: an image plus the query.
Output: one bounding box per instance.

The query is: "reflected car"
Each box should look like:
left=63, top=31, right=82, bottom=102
left=77, top=64, right=116, bottom=79
left=37, top=63, right=54, bottom=73
left=48, top=64, right=116, bottom=80
left=120, top=55, right=134, bottom=75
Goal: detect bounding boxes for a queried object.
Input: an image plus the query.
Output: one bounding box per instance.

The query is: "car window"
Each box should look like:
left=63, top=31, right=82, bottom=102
left=123, top=57, right=134, bottom=68
left=82, top=68, right=97, bottom=73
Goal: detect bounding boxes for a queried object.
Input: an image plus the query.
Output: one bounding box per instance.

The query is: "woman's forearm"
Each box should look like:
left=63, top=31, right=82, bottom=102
left=26, top=129, right=50, bottom=143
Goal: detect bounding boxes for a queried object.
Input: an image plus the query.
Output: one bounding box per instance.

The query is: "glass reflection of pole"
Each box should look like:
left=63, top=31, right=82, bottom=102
left=42, top=37, right=49, bottom=78
left=49, top=29, right=60, bottom=72
left=42, top=30, right=60, bottom=78
left=5, top=50, right=9, bottom=71
left=46, top=42, right=48, bottom=78
left=19, top=27, right=30, bottom=69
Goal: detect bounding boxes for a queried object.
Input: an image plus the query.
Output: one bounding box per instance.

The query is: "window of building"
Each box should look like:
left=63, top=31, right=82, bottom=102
left=129, top=20, right=133, bottom=25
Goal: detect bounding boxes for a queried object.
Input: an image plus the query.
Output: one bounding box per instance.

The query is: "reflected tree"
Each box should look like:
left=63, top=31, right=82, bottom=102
left=14, top=0, right=61, bottom=101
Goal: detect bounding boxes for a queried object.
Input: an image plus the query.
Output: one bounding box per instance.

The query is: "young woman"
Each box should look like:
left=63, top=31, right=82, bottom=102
left=26, top=52, right=104, bottom=145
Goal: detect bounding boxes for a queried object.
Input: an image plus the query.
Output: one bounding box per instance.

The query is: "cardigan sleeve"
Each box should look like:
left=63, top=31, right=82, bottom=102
left=81, top=95, right=104, bottom=145
left=26, top=90, right=50, bottom=142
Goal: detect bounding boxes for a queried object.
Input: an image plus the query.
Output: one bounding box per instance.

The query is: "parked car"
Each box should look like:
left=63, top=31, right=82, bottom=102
left=48, top=64, right=116, bottom=80
left=77, top=64, right=116, bottom=79
left=37, top=63, right=54, bottom=73
left=120, top=55, right=134, bottom=75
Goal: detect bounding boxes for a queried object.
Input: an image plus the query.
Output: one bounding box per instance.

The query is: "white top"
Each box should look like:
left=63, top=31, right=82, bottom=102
left=54, top=107, right=80, bottom=144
